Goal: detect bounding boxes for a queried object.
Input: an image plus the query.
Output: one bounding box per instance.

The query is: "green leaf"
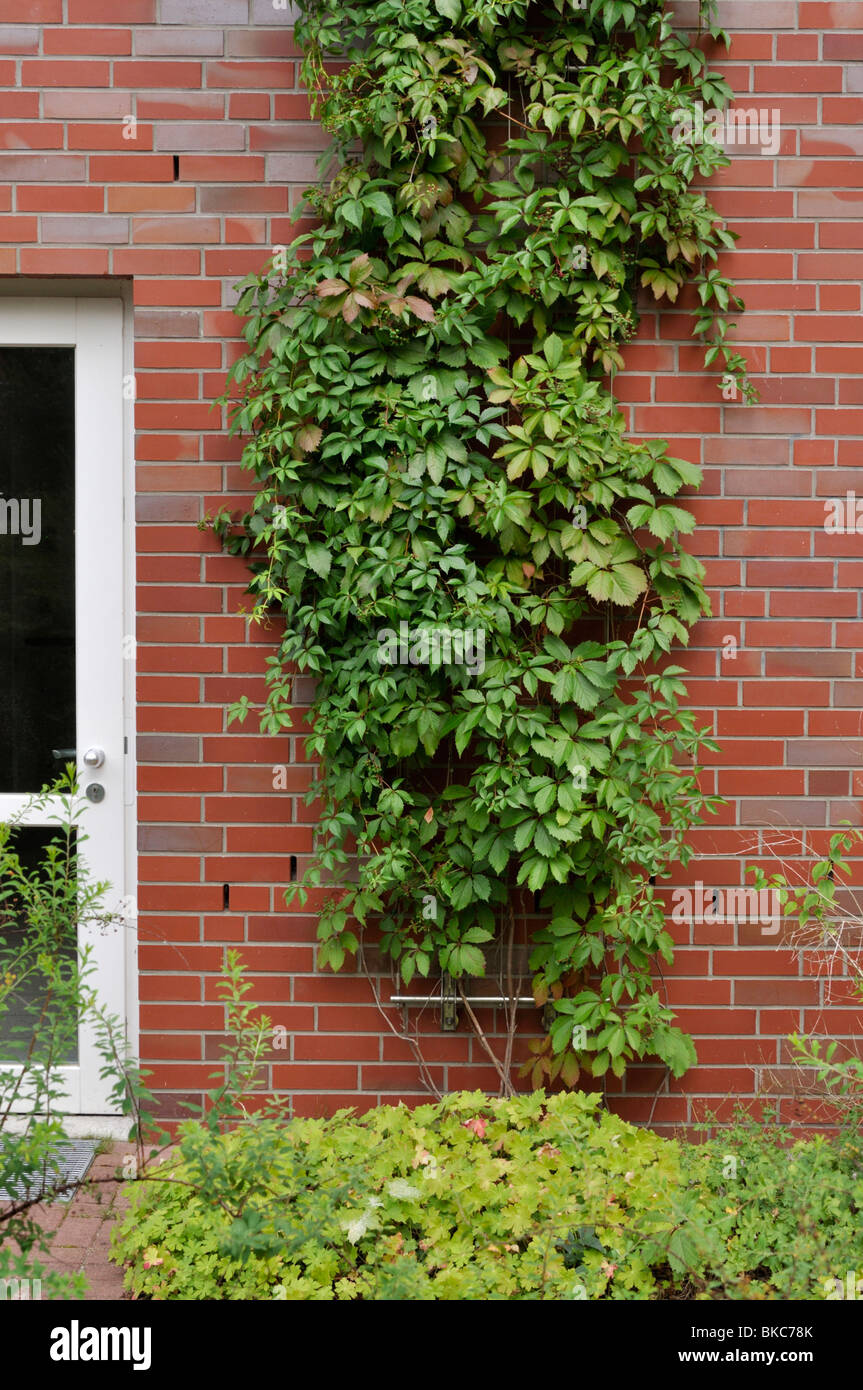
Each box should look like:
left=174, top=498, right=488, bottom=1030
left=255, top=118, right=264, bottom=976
left=543, top=334, right=563, bottom=369
left=651, top=1024, right=697, bottom=1079
left=305, top=544, right=332, bottom=579
left=586, top=563, right=646, bottom=606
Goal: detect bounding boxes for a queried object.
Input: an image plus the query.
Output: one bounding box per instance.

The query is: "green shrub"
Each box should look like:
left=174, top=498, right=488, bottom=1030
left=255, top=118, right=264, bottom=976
left=111, top=1090, right=699, bottom=1301
left=681, top=1116, right=863, bottom=1301
left=112, top=1092, right=863, bottom=1302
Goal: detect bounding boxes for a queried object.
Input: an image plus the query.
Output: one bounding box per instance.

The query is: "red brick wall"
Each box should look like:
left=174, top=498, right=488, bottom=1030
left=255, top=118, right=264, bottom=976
left=2, top=0, right=860, bottom=1132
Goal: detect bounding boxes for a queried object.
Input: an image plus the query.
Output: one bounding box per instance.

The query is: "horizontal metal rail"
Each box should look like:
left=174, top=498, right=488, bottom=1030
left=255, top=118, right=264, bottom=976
left=390, top=994, right=537, bottom=1006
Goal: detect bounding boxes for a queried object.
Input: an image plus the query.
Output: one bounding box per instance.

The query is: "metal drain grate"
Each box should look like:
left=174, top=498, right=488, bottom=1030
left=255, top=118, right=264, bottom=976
left=0, top=1139, right=98, bottom=1206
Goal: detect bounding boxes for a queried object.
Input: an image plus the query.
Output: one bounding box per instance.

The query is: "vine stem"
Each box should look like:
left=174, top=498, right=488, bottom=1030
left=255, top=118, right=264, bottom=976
left=358, top=943, right=443, bottom=1101
left=458, top=984, right=514, bottom=1098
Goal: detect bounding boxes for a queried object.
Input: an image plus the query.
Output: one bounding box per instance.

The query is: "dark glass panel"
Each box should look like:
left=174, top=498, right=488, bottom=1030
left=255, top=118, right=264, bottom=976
left=0, top=826, right=79, bottom=1065
left=0, top=348, right=75, bottom=793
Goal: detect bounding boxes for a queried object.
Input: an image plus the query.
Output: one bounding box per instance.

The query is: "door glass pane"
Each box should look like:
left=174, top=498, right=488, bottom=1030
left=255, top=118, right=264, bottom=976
left=0, top=826, right=79, bottom=1065
left=0, top=347, right=75, bottom=794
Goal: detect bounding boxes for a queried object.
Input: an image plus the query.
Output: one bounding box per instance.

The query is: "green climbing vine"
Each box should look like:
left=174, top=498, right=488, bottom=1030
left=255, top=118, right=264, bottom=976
left=215, top=0, right=748, bottom=1089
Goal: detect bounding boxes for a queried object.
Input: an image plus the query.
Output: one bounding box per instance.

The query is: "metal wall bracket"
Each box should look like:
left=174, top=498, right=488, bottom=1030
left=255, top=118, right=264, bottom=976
left=390, top=977, right=541, bottom=1033
left=440, top=971, right=459, bottom=1031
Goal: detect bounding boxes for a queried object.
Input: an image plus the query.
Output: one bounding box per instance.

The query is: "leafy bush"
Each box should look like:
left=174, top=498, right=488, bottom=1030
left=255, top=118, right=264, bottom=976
left=0, top=774, right=155, bottom=1298
left=111, top=1091, right=863, bottom=1301
left=213, top=0, right=750, bottom=1090
left=113, top=1091, right=688, bottom=1300
left=684, top=1115, right=863, bottom=1301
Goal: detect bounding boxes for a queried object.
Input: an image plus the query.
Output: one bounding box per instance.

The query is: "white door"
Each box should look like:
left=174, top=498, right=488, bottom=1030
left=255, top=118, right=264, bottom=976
left=0, top=298, right=128, bottom=1114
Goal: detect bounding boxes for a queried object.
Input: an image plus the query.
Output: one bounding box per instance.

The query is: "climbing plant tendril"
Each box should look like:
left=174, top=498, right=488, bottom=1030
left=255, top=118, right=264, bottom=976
left=215, top=0, right=748, bottom=1090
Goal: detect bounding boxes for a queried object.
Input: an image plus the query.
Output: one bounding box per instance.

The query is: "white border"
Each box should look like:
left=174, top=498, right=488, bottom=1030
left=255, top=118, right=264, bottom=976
left=0, top=288, right=137, bottom=1115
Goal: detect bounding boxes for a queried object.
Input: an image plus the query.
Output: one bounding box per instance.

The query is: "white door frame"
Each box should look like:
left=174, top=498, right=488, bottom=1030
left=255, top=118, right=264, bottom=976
left=0, top=297, right=132, bottom=1115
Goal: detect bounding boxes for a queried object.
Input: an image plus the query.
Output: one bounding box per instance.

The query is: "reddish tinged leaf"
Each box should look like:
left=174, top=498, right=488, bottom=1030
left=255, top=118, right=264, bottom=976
left=296, top=424, right=322, bottom=452
left=423, top=807, right=434, bottom=823
left=405, top=295, right=436, bottom=322
left=316, top=277, right=348, bottom=297
left=560, top=1051, right=580, bottom=1087
left=348, top=252, right=372, bottom=284
left=462, top=1116, right=486, bottom=1139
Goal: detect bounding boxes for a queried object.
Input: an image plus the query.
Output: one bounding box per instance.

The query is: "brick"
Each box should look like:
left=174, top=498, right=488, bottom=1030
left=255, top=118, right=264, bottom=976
left=178, top=154, right=265, bottom=181
left=228, top=92, right=270, bottom=119
left=0, top=216, right=36, bottom=241
left=114, top=248, right=201, bottom=275
left=113, top=62, right=202, bottom=88
left=250, top=122, right=329, bottom=151
left=225, top=217, right=267, bottom=243
left=266, top=151, right=330, bottom=183
left=132, top=216, right=221, bottom=242
left=90, top=155, right=175, bottom=182
left=736, top=980, right=819, bottom=1006
left=205, top=249, right=267, bottom=275
left=754, top=65, right=843, bottom=93
left=739, top=798, right=827, bottom=827
left=0, top=93, right=39, bottom=116
left=199, top=184, right=287, bottom=211
left=21, top=248, right=109, bottom=273
left=162, top=0, right=248, bottom=18
left=135, top=382, right=203, bottom=413
left=137, top=344, right=221, bottom=371
left=133, top=279, right=222, bottom=307
left=21, top=60, right=110, bottom=86
left=43, top=26, right=132, bottom=54
left=43, top=89, right=132, bottom=118
left=41, top=215, right=128, bottom=243
left=154, top=123, right=245, bottom=152
left=136, top=440, right=206, bottom=465
left=137, top=93, right=224, bottom=120
left=108, top=185, right=196, bottom=213
left=272, top=1065, right=359, bottom=1089
left=136, top=29, right=225, bottom=57
left=0, top=153, right=87, bottom=180
left=0, top=24, right=39, bottom=51
left=0, top=0, right=60, bottom=16
left=67, top=122, right=154, bottom=150
left=18, top=185, right=104, bottom=212
left=229, top=31, right=302, bottom=58
left=68, top=0, right=154, bottom=14
left=800, top=2, right=863, bottom=26
left=206, top=60, right=293, bottom=89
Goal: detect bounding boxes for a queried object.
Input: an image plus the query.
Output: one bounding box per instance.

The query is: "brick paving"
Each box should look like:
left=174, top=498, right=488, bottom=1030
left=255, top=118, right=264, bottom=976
left=33, top=1142, right=136, bottom=1301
